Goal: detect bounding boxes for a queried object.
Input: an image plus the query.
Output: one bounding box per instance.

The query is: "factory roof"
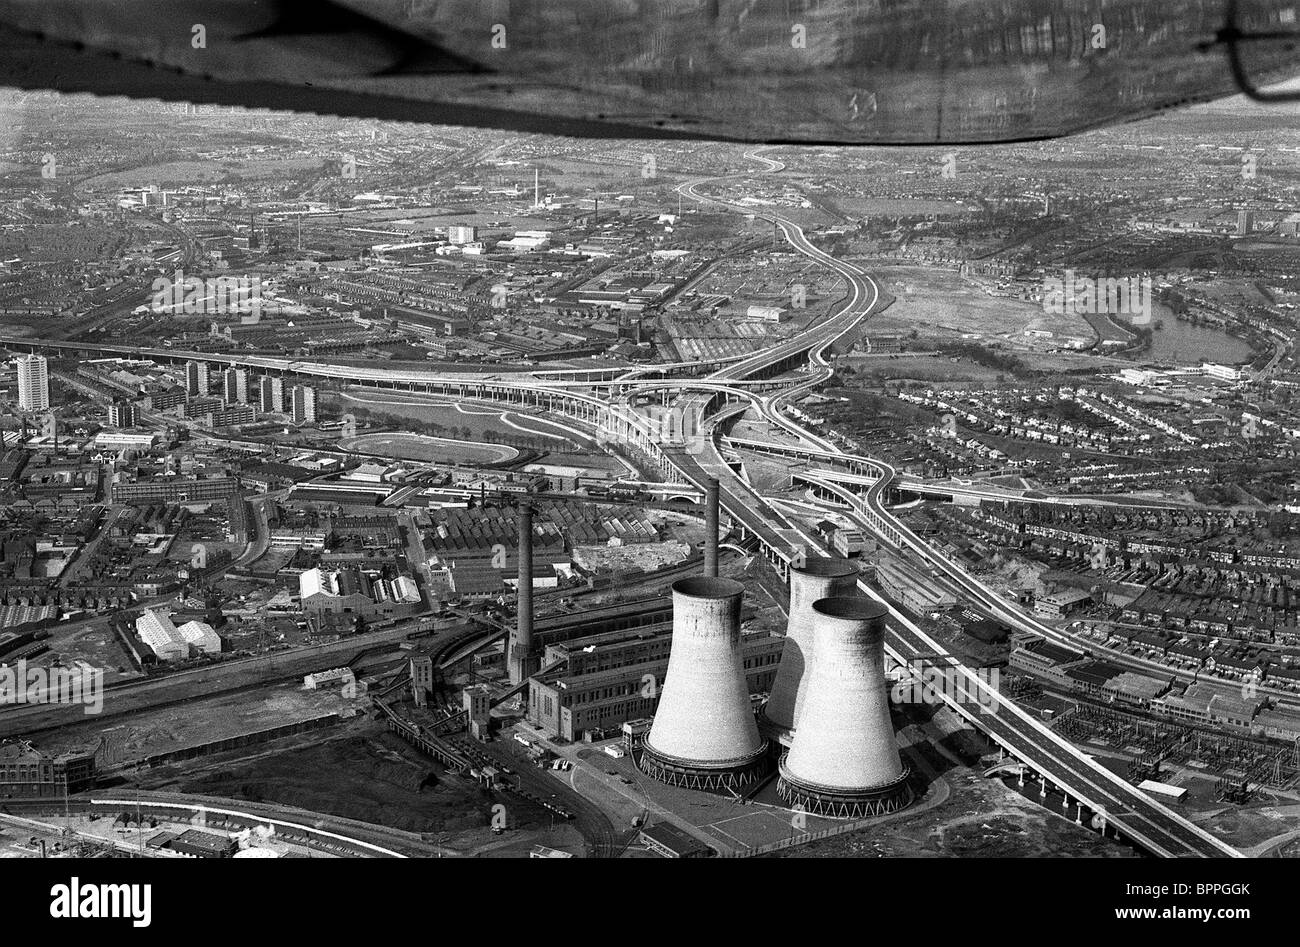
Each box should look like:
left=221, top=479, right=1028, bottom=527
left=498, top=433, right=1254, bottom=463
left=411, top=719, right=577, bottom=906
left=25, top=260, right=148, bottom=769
left=1018, top=636, right=1085, bottom=665
left=1104, top=672, right=1170, bottom=700
left=544, top=657, right=666, bottom=691
left=176, top=619, right=221, bottom=650
left=1038, top=588, right=1094, bottom=606
left=1253, top=707, right=1300, bottom=734
left=449, top=566, right=506, bottom=596
left=1064, top=660, right=1125, bottom=688
left=172, top=828, right=238, bottom=856
left=1159, top=684, right=1214, bottom=714
left=135, top=608, right=179, bottom=652
left=534, top=597, right=670, bottom=630
left=639, top=823, right=712, bottom=858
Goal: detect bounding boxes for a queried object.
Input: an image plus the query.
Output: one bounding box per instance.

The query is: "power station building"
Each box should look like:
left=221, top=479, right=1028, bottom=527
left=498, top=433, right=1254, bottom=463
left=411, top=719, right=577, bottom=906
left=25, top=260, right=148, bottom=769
left=527, top=625, right=781, bottom=742
left=0, top=740, right=96, bottom=799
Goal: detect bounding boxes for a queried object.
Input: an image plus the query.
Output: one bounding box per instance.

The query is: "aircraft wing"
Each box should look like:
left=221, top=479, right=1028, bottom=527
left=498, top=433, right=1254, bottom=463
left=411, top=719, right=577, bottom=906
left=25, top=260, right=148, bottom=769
left=0, top=0, right=1297, bottom=143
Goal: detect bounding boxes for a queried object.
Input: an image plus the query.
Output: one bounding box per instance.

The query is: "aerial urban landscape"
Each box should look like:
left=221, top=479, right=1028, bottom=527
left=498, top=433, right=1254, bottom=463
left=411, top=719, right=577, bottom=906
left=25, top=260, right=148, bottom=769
left=0, top=11, right=1297, bottom=889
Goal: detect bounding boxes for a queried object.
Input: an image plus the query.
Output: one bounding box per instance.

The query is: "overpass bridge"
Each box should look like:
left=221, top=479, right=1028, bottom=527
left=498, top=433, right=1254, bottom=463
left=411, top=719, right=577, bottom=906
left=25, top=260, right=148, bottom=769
left=0, top=335, right=786, bottom=398
left=679, top=410, right=1240, bottom=856
left=695, top=432, right=1240, bottom=856
left=665, top=155, right=1240, bottom=856
left=529, top=352, right=752, bottom=383
left=724, top=435, right=1193, bottom=509
left=6, top=150, right=1242, bottom=857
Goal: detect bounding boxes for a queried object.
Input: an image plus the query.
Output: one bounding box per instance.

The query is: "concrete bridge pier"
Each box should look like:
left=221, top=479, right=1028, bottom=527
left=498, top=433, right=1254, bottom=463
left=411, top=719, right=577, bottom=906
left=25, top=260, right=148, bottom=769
left=704, top=478, right=720, bottom=577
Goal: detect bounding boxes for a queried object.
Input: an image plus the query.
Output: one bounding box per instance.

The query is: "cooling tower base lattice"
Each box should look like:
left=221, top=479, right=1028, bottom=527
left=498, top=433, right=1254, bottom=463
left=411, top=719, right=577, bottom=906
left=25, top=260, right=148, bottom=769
left=638, top=741, right=772, bottom=794
left=777, top=755, right=914, bottom=819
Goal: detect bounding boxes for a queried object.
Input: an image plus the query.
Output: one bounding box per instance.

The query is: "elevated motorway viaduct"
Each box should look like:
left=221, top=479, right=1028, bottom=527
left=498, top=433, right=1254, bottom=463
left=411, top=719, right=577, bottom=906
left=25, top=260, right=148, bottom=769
left=667, top=157, right=1238, bottom=857
left=723, top=435, right=1200, bottom=510
left=671, top=409, right=1239, bottom=855
left=689, top=389, right=1241, bottom=856
left=3, top=153, right=1240, bottom=856
left=0, top=335, right=789, bottom=395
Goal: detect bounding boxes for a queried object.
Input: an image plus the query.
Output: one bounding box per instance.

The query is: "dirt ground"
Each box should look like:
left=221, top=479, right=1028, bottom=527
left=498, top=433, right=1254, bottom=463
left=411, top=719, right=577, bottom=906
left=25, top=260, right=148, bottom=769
left=168, top=729, right=558, bottom=843
left=39, top=621, right=140, bottom=681
left=770, top=708, right=1136, bottom=858
left=35, top=681, right=364, bottom=761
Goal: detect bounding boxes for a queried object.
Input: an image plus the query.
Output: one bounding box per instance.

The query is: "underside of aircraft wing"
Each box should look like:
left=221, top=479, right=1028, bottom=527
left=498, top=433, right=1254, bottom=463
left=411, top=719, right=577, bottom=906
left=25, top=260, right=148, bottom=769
left=0, top=0, right=1297, bottom=143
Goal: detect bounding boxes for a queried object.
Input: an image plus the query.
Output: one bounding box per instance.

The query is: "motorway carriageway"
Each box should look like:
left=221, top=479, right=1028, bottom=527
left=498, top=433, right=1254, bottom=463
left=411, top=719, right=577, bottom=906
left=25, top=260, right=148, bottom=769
left=669, top=152, right=1239, bottom=857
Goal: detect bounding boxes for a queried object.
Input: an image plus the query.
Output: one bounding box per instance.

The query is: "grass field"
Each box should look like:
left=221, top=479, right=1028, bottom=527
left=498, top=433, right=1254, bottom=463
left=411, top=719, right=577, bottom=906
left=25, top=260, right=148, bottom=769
left=823, top=196, right=969, bottom=217
left=843, top=355, right=1008, bottom=384
left=82, top=157, right=324, bottom=188
left=341, top=389, right=588, bottom=447
left=862, top=264, right=1095, bottom=349
left=338, top=432, right=517, bottom=465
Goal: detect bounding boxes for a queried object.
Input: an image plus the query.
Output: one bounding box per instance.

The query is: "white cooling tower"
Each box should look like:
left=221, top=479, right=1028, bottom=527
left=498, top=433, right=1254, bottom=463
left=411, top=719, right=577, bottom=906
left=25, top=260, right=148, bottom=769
left=778, top=597, right=913, bottom=818
left=763, top=557, right=860, bottom=739
left=638, top=577, right=770, bottom=792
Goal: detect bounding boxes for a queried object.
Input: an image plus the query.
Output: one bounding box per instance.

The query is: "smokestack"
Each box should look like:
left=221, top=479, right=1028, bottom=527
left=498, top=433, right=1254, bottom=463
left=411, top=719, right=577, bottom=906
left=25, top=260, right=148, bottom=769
left=763, top=557, right=860, bottom=739
left=778, top=598, right=913, bottom=818
left=703, top=478, right=720, bottom=577
left=508, top=501, right=535, bottom=684
left=639, top=577, right=770, bottom=792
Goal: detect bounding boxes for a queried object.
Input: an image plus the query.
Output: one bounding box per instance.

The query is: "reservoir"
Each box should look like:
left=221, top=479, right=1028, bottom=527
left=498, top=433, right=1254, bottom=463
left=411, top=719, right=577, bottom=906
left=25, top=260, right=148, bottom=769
left=1140, top=302, right=1254, bottom=366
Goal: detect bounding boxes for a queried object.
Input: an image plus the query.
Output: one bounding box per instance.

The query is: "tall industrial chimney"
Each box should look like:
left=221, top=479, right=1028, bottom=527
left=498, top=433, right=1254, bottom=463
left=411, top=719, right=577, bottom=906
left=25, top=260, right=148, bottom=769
left=639, top=577, right=769, bottom=792
left=508, top=501, right=536, bottom=684
left=703, top=478, right=720, bottom=577
left=778, top=597, right=913, bottom=818
left=762, top=557, right=860, bottom=739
